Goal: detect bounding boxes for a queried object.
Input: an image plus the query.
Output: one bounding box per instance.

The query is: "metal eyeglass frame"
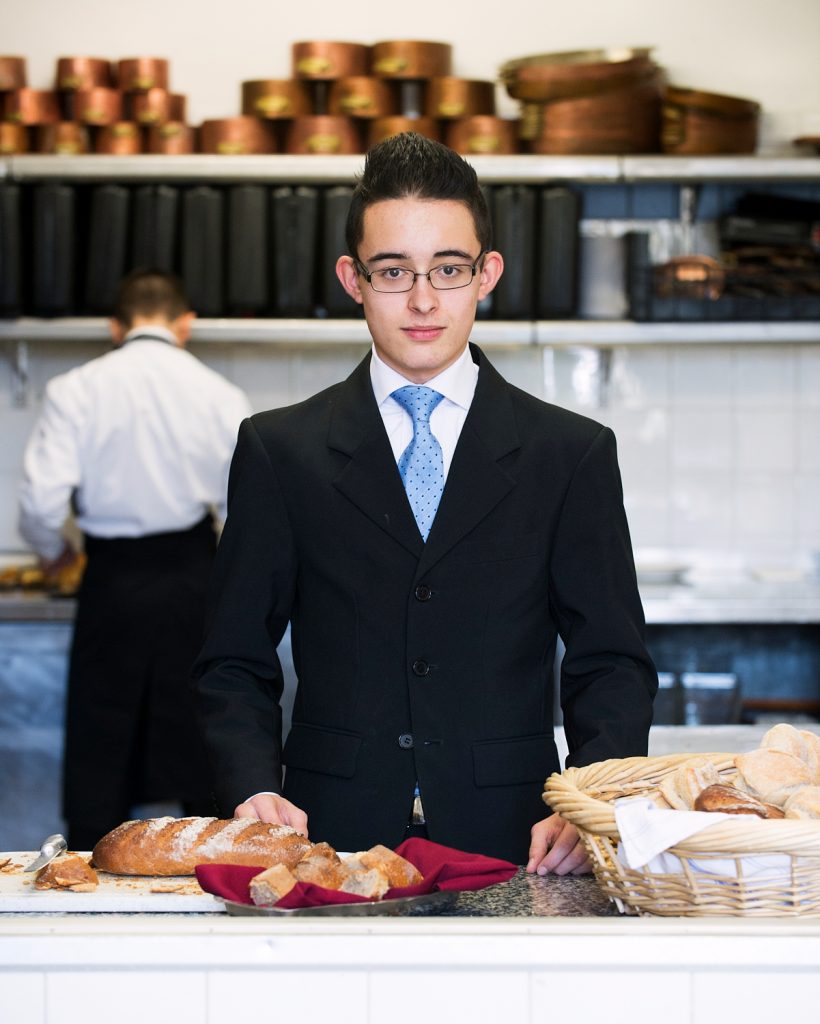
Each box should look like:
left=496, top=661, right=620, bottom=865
left=353, top=251, right=487, bottom=293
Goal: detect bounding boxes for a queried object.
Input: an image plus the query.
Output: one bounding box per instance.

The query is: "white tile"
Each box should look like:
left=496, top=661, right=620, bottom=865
left=0, top=971, right=45, bottom=1024
left=670, top=472, right=734, bottom=548
left=670, top=346, right=734, bottom=406
left=625, top=492, right=673, bottom=549
left=0, top=406, right=40, bottom=472
left=795, top=475, right=820, bottom=546
left=733, top=345, right=797, bottom=406
left=671, top=408, right=733, bottom=472
left=0, top=470, right=27, bottom=551
left=692, top=969, right=820, bottom=1023
left=208, top=970, right=367, bottom=1021
left=797, top=346, right=820, bottom=407
left=797, top=408, right=820, bottom=472
left=532, top=969, right=689, bottom=1023
left=50, top=970, right=207, bottom=1024
left=735, top=409, right=797, bottom=473
left=289, top=347, right=368, bottom=404
left=735, top=476, right=796, bottom=543
left=370, top=970, right=528, bottom=1024
left=609, top=346, right=671, bottom=408
left=486, top=347, right=544, bottom=398
left=610, top=408, right=671, bottom=487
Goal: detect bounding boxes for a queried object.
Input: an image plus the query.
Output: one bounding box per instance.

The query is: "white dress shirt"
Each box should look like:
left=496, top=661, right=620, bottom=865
left=369, top=343, right=479, bottom=478
left=18, top=327, right=252, bottom=560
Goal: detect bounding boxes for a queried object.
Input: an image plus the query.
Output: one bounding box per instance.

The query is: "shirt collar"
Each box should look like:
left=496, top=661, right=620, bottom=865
left=122, top=325, right=178, bottom=347
left=370, top=344, right=478, bottom=412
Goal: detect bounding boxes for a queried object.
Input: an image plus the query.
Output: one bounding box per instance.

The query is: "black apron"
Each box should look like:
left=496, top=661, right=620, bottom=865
left=62, top=515, right=217, bottom=843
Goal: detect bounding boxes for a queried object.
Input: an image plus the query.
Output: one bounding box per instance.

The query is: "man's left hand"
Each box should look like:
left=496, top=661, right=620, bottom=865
left=527, top=812, right=592, bottom=876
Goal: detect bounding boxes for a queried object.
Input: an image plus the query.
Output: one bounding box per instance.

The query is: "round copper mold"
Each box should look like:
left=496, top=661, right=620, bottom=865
left=36, top=122, right=90, bottom=154
left=55, top=57, right=112, bottom=91
left=292, top=42, right=369, bottom=80
left=662, top=87, right=759, bottom=155
left=426, top=78, right=495, bottom=119
left=3, top=89, right=61, bottom=125
left=95, top=121, right=142, bottom=155
left=199, top=116, right=276, bottom=155
left=242, top=79, right=312, bottom=119
left=131, top=88, right=186, bottom=125
left=367, top=116, right=440, bottom=147
left=500, top=47, right=656, bottom=103
left=0, top=57, right=27, bottom=91
left=0, top=122, right=28, bottom=154
left=327, top=77, right=397, bottom=119
left=445, top=116, right=519, bottom=155
left=146, top=121, right=196, bottom=154
left=371, top=41, right=452, bottom=80
left=74, top=87, right=123, bottom=125
left=284, top=115, right=361, bottom=154
left=117, top=58, right=170, bottom=92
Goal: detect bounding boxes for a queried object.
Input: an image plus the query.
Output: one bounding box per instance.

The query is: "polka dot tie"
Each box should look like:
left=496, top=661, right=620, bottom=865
left=392, top=385, right=446, bottom=542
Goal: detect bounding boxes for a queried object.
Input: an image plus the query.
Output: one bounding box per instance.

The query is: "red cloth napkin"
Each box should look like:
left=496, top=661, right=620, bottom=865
left=195, top=837, right=516, bottom=909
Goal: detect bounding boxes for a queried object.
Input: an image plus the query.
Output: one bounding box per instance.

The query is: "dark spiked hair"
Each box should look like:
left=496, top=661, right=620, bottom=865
left=113, top=268, right=191, bottom=327
left=345, top=132, right=492, bottom=258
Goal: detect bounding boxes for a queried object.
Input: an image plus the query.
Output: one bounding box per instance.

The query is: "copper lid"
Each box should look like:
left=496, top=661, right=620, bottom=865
left=292, top=42, right=369, bottom=80
left=146, top=121, right=196, bottom=154
left=0, top=122, right=28, bottom=154
left=117, top=58, right=170, bottom=92
left=55, top=57, right=112, bottom=91
left=131, top=88, right=186, bottom=125
left=371, top=41, right=452, bottom=79
left=242, top=79, right=312, bottom=119
left=284, top=115, right=361, bottom=154
left=445, top=116, right=519, bottom=155
left=95, top=121, right=142, bottom=155
left=426, top=78, right=495, bottom=119
left=74, top=87, right=123, bottom=125
left=0, top=57, right=27, bottom=91
left=367, top=116, right=441, bottom=147
left=327, top=77, right=397, bottom=119
left=36, top=121, right=91, bottom=154
left=3, top=89, right=61, bottom=125
left=500, top=47, right=656, bottom=102
left=664, top=86, right=760, bottom=120
left=199, top=116, right=276, bottom=155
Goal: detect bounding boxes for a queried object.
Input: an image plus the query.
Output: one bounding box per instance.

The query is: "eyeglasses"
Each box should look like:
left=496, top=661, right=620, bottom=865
left=354, top=252, right=486, bottom=293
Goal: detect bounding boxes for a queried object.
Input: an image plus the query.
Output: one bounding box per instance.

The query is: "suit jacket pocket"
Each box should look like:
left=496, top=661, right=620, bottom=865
left=283, top=721, right=363, bottom=779
left=472, top=733, right=558, bottom=787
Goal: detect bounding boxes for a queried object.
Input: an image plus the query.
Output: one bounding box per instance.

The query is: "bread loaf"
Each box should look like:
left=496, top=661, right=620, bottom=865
left=92, top=817, right=313, bottom=876
left=693, top=783, right=784, bottom=818
left=249, top=863, right=298, bottom=905
left=35, top=853, right=99, bottom=892
left=734, top=748, right=812, bottom=807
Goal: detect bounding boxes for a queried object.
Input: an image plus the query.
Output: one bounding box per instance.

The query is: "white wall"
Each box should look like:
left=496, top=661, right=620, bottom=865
left=4, top=0, right=820, bottom=148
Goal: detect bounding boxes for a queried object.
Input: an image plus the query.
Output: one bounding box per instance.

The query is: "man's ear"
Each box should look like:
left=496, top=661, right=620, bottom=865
left=477, top=250, right=504, bottom=301
left=336, top=255, right=364, bottom=304
left=172, top=311, right=195, bottom=346
left=108, top=318, right=126, bottom=346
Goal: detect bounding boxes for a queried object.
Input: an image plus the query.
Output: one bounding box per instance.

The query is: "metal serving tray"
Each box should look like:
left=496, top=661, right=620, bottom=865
left=223, top=889, right=458, bottom=917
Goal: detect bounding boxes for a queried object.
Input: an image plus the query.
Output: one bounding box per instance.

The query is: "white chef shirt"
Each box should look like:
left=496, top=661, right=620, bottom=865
left=369, top=342, right=479, bottom=478
left=18, top=327, right=252, bottom=560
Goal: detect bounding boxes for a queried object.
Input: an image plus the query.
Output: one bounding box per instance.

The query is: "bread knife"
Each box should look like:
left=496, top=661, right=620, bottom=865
left=23, top=833, right=67, bottom=872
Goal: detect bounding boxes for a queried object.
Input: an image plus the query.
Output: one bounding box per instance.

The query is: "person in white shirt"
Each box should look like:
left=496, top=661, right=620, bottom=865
left=19, top=269, right=252, bottom=849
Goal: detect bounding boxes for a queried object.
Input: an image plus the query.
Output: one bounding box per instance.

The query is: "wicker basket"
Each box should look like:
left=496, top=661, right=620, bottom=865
left=545, top=753, right=820, bottom=917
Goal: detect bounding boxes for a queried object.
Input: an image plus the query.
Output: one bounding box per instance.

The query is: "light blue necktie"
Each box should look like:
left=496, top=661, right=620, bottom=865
left=392, top=385, right=445, bottom=542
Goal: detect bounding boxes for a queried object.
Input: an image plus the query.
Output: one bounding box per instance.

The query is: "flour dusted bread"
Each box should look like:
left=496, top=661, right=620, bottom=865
left=693, top=783, right=784, bottom=819
left=761, top=723, right=820, bottom=782
left=660, top=757, right=721, bottom=810
left=734, top=749, right=812, bottom=807
left=783, top=785, right=820, bottom=820
left=347, top=844, right=424, bottom=888
left=35, top=854, right=99, bottom=892
left=92, top=817, right=313, bottom=876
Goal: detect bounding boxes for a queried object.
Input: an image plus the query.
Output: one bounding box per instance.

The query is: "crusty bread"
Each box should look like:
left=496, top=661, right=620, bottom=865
left=734, top=749, right=812, bottom=807
left=91, top=817, right=313, bottom=876
left=693, top=783, right=784, bottom=818
left=350, top=844, right=424, bottom=888
left=293, top=849, right=349, bottom=889
left=783, top=785, right=820, bottom=820
left=761, top=723, right=820, bottom=781
left=339, top=867, right=391, bottom=900
left=249, top=863, right=298, bottom=906
left=660, top=758, right=721, bottom=810
left=35, top=853, right=99, bottom=892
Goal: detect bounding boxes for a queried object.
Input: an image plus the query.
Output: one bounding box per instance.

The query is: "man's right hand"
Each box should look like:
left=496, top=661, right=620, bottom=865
left=234, top=793, right=309, bottom=837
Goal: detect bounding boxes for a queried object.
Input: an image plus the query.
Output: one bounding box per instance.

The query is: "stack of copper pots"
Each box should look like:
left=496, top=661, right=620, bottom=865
left=0, top=56, right=31, bottom=154
left=661, top=86, right=760, bottom=155
left=500, top=47, right=665, bottom=154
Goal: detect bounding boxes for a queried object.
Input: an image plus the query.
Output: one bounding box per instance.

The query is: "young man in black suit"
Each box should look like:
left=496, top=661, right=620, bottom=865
left=193, top=132, right=657, bottom=870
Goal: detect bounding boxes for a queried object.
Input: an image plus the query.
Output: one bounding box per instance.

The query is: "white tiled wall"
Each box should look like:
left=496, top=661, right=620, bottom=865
left=1, top=339, right=818, bottom=571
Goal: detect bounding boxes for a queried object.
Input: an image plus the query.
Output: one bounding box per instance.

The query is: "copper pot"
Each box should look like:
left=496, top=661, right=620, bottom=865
left=3, top=89, right=61, bottom=125
left=500, top=47, right=656, bottom=103
left=284, top=115, right=361, bottom=154
left=74, top=87, right=123, bottom=125
left=371, top=40, right=451, bottom=79
left=55, top=57, right=112, bottom=91
left=0, top=57, right=27, bottom=91
left=0, top=122, right=28, bottom=154
left=242, top=79, right=312, bottom=119
left=199, top=116, right=276, bottom=155
left=662, top=86, right=760, bottom=155
left=146, top=121, right=196, bottom=154
left=445, top=116, right=519, bottom=155
left=95, top=121, right=142, bottom=155
left=36, top=121, right=90, bottom=154
left=327, top=77, right=397, bottom=119
left=292, top=42, right=369, bottom=80
left=426, top=78, right=495, bottom=119
left=117, top=58, right=169, bottom=92
left=131, top=88, right=186, bottom=125
left=367, top=116, right=441, bottom=147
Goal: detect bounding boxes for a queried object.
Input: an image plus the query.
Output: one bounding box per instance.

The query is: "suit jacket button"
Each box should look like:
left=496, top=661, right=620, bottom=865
left=412, top=659, right=430, bottom=676
left=398, top=733, right=414, bottom=749
left=414, top=584, right=432, bottom=602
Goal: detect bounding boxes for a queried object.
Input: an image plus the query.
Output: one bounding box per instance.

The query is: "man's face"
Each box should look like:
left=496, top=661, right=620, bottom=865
left=336, top=197, right=503, bottom=384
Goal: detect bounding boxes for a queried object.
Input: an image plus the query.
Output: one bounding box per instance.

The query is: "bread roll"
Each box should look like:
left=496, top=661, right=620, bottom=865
left=784, top=785, right=820, bottom=820
left=35, top=854, right=99, bottom=892
left=92, top=817, right=313, bottom=876
left=734, top=749, right=812, bottom=807
left=693, top=783, right=784, bottom=818
left=660, top=758, right=721, bottom=810
left=249, top=863, right=298, bottom=905
left=761, top=723, right=820, bottom=780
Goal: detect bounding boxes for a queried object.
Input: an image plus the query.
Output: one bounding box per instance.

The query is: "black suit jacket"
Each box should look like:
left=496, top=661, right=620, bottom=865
left=193, top=345, right=656, bottom=863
